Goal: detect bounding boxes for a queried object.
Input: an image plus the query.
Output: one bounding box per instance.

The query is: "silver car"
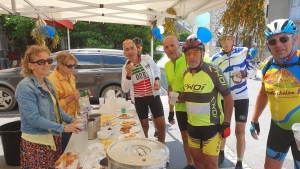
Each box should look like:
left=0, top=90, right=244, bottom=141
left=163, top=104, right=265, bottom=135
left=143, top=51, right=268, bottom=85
left=0, top=49, right=128, bottom=112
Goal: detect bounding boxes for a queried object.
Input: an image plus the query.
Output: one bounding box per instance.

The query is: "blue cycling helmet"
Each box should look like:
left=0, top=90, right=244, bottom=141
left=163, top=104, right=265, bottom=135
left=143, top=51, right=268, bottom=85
left=265, top=19, right=297, bottom=39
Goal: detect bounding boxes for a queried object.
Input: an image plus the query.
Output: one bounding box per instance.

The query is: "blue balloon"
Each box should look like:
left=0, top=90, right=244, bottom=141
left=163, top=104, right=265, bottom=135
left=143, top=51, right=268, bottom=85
left=152, top=27, right=161, bottom=37
left=156, top=34, right=163, bottom=41
left=41, top=25, right=56, bottom=38
left=196, top=12, right=210, bottom=26
left=197, top=27, right=212, bottom=43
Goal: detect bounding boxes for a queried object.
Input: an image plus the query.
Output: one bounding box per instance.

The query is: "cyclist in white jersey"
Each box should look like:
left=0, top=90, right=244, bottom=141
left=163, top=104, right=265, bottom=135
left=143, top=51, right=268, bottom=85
left=211, top=27, right=255, bottom=169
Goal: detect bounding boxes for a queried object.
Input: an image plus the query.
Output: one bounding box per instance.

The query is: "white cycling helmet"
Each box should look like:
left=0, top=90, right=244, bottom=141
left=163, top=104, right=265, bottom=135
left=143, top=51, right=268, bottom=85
left=265, top=19, right=297, bottom=39
left=216, top=27, right=236, bottom=39
left=186, top=34, right=197, bottom=40
left=253, top=43, right=257, bottom=47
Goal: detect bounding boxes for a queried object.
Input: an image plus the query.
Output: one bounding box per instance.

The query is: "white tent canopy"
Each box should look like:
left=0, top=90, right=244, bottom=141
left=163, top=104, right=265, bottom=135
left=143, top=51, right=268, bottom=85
left=0, top=0, right=226, bottom=26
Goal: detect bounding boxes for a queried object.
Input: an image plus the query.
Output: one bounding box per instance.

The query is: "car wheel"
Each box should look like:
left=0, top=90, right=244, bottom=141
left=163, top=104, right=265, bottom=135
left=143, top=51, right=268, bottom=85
left=0, top=87, right=16, bottom=112
left=101, top=85, right=126, bottom=98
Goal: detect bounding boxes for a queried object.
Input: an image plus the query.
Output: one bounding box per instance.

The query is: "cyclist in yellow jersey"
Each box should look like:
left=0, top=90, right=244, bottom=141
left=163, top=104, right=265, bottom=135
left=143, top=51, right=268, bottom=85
left=251, top=19, right=300, bottom=169
left=182, top=37, right=234, bottom=169
left=163, top=35, right=195, bottom=169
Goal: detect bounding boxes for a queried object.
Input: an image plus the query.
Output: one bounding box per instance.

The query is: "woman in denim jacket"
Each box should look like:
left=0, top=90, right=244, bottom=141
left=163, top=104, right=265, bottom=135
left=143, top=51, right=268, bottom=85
left=15, top=45, right=81, bottom=168
left=121, top=39, right=166, bottom=144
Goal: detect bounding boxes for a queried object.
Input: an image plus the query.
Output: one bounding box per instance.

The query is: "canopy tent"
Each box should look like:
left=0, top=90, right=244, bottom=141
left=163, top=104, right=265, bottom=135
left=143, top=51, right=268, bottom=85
left=0, top=0, right=226, bottom=26
left=0, top=0, right=226, bottom=53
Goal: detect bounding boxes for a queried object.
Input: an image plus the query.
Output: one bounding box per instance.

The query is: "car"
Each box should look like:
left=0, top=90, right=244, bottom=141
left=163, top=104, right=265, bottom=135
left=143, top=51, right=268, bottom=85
left=0, top=58, right=11, bottom=70
left=0, top=48, right=128, bottom=112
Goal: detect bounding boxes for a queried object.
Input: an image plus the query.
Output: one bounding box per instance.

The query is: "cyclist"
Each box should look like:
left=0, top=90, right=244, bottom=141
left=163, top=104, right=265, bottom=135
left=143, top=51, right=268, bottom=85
left=211, top=27, right=255, bottom=169
left=132, top=37, right=143, bottom=57
left=250, top=19, right=300, bottom=169
left=249, top=43, right=259, bottom=78
left=182, top=37, right=234, bottom=169
left=163, top=35, right=195, bottom=169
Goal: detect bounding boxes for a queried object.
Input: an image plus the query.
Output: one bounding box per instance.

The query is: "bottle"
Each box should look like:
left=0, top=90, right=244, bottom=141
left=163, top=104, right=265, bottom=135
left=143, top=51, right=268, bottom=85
left=79, top=89, right=91, bottom=115
left=74, top=109, right=88, bottom=153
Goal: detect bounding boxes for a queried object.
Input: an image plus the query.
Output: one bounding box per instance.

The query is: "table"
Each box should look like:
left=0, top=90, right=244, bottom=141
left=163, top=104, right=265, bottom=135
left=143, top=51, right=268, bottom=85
left=64, top=103, right=145, bottom=167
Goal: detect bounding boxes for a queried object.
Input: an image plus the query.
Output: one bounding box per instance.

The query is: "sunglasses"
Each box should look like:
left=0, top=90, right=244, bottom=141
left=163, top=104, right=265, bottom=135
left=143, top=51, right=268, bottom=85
left=30, top=58, right=53, bottom=65
left=268, top=35, right=293, bottom=46
left=185, top=50, right=202, bottom=57
left=64, top=64, right=77, bottom=69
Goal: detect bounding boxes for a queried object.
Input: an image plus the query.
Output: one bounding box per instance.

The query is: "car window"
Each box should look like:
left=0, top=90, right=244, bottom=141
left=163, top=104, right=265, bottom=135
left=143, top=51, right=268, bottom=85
left=72, top=54, right=102, bottom=69
left=102, top=54, right=127, bottom=68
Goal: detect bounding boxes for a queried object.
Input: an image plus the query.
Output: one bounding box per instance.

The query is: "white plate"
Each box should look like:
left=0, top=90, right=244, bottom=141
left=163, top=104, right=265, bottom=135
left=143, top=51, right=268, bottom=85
left=117, top=113, right=134, bottom=119
left=88, top=143, right=104, bottom=152
left=118, top=133, right=141, bottom=140
left=89, top=150, right=106, bottom=160
left=119, top=126, right=141, bottom=134
left=119, top=119, right=140, bottom=126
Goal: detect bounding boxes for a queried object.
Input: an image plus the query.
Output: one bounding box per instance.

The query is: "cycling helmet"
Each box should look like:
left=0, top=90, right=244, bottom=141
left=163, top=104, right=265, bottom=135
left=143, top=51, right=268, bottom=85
left=132, top=37, right=143, bottom=46
left=186, top=34, right=197, bottom=40
left=265, top=19, right=297, bottom=39
left=182, top=37, right=205, bottom=53
left=253, top=43, right=257, bottom=47
left=216, top=27, right=236, bottom=39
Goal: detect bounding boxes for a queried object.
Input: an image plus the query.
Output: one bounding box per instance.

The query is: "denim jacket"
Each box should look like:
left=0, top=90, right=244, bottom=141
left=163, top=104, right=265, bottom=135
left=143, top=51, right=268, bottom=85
left=15, top=75, right=74, bottom=136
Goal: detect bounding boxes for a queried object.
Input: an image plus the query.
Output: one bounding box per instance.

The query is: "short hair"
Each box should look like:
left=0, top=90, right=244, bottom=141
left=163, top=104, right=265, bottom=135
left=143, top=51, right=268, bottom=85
left=21, top=45, right=51, bottom=77
left=122, top=39, right=135, bottom=50
left=53, top=52, right=78, bottom=68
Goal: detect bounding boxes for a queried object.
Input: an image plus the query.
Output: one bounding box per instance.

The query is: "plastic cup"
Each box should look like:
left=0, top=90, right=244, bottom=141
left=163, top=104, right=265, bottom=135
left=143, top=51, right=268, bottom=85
left=169, top=91, right=179, bottom=106
left=233, top=66, right=240, bottom=73
left=99, top=97, right=105, bottom=106
left=292, top=123, right=300, bottom=150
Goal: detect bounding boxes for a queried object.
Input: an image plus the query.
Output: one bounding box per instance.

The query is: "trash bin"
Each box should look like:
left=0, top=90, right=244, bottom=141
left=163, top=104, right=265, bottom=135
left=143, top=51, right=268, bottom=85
left=0, top=120, right=21, bottom=166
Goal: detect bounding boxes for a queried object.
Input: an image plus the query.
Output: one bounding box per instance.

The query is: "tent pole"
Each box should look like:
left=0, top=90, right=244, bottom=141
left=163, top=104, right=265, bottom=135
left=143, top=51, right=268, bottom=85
left=151, top=37, right=153, bottom=57
left=67, top=28, right=70, bottom=50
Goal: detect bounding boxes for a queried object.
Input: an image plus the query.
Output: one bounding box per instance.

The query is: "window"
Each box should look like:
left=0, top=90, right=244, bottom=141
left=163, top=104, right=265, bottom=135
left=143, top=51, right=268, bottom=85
left=291, top=0, right=297, bottom=6
left=73, top=54, right=101, bottom=69
left=103, top=54, right=127, bottom=68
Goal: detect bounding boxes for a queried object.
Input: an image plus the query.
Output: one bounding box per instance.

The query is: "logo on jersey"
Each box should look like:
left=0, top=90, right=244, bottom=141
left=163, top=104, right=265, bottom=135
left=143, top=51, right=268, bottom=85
left=209, top=65, right=227, bottom=86
left=211, top=97, right=218, bottom=118
left=135, top=72, right=149, bottom=80
left=184, top=84, right=206, bottom=92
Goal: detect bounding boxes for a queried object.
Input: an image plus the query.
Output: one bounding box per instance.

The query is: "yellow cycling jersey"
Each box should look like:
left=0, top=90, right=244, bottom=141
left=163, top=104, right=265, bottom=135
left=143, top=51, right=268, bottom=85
left=261, top=51, right=300, bottom=130
left=183, top=63, right=231, bottom=126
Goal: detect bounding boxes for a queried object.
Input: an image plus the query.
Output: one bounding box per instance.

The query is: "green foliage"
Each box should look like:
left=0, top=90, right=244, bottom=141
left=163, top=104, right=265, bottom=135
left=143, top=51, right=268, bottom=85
left=179, top=30, right=191, bottom=42
left=153, top=52, right=163, bottom=63
left=1, top=15, right=35, bottom=38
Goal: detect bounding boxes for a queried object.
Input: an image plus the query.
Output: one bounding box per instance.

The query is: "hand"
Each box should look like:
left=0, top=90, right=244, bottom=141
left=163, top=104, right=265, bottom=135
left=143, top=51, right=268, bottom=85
left=153, top=80, right=161, bottom=90
left=168, top=111, right=175, bottom=125
left=250, top=121, right=260, bottom=140
left=63, top=119, right=82, bottom=134
left=73, top=91, right=80, bottom=100
left=125, top=62, right=134, bottom=77
left=219, top=122, right=231, bottom=138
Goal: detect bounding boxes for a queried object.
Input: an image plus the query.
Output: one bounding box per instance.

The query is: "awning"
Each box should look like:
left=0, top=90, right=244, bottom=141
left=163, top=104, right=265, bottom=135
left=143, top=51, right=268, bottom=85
left=0, top=0, right=226, bottom=26
left=44, top=19, right=74, bottom=30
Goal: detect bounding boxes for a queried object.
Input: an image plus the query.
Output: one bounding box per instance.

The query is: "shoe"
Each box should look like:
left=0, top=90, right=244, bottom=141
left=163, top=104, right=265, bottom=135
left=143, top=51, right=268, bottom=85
left=218, top=153, right=224, bottom=165
left=154, top=131, right=158, bottom=138
left=183, top=165, right=196, bottom=169
left=235, top=161, right=243, bottom=169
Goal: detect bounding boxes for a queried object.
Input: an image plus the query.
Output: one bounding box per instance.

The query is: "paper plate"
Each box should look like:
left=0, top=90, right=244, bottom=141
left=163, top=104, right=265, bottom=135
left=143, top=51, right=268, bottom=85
left=88, top=143, right=104, bottom=152
left=118, top=133, right=141, bottom=140
left=89, top=150, right=106, bottom=160
left=119, top=126, right=141, bottom=134
left=119, top=119, right=139, bottom=126
left=117, top=113, right=134, bottom=119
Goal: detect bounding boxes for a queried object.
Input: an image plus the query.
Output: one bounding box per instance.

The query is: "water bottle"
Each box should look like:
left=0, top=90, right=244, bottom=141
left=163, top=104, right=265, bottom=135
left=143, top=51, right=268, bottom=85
left=74, top=109, right=88, bottom=153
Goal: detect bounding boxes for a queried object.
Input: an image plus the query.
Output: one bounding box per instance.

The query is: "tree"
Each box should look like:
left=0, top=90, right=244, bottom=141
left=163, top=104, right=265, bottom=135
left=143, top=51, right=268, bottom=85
left=57, top=21, right=163, bottom=62
left=179, top=30, right=191, bottom=42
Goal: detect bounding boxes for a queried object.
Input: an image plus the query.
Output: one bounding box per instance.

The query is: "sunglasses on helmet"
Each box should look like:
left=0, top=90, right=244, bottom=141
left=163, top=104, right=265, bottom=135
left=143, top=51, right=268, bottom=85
left=267, top=35, right=293, bottom=46
left=30, top=58, right=53, bottom=65
left=64, top=64, right=77, bottom=69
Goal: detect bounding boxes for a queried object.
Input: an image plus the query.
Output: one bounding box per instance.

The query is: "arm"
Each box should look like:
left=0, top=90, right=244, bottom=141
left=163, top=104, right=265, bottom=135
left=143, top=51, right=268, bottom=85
left=121, top=62, right=133, bottom=93
left=222, top=93, right=234, bottom=123
left=168, top=85, right=174, bottom=112
left=252, top=83, right=268, bottom=122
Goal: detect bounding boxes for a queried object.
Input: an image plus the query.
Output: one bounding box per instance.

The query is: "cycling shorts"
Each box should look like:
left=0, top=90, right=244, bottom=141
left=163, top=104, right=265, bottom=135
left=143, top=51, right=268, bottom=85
left=187, top=123, right=221, bottom=156
left=222, top=99, right=249, bottom=122
left=176, top=111, right=188, bottom=131
left=134, top=95, right=164, bottom=120
left=266, top=120, right=300, bottom=166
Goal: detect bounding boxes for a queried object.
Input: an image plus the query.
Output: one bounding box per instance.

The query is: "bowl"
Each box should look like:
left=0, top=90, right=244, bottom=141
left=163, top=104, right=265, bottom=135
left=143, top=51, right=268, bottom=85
left=97, top=130, right=112, bottom=140
left=102, top=126, right=115, bottom=135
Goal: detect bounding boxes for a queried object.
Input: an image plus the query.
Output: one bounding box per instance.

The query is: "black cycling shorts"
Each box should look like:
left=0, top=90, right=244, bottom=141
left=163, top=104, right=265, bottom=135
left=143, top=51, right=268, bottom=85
left=222, top=99, right=249, bottom=123
left=266, top=120, right=300, bottom=166
left=176, top=111, right=188, bottom=131
left=134, top=95, right=164, bottom=120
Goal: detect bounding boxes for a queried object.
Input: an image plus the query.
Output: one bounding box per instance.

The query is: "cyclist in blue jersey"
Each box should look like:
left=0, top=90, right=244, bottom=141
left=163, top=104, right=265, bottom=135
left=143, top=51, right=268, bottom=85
left=250, top=19, right=300, bottom=169
left=211, top=27, right=255, bottom=169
